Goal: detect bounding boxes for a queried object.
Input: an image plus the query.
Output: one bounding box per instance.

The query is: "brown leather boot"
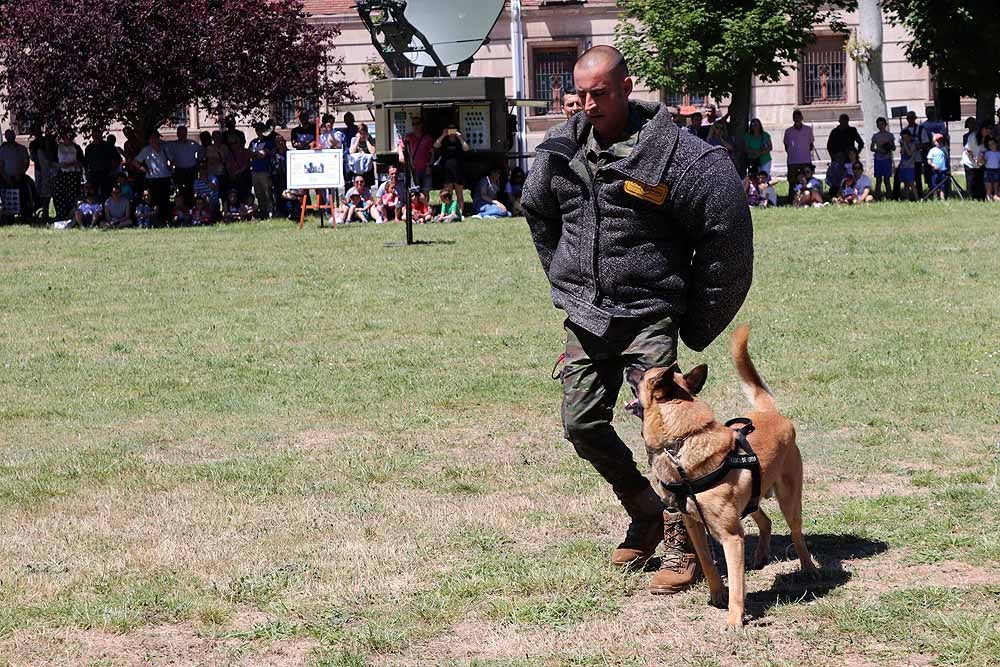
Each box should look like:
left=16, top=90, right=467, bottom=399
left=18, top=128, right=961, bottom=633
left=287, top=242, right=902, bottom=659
left=611, top=486, right=665, bottom=568
left=649, top=510, right=702, bottom=594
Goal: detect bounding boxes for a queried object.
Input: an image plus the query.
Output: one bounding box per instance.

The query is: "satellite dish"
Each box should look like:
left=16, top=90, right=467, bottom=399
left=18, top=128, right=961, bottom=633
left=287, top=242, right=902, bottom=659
left=401, top=0, right=504, bottom=68
left=357, top=0, right=505, bottom=77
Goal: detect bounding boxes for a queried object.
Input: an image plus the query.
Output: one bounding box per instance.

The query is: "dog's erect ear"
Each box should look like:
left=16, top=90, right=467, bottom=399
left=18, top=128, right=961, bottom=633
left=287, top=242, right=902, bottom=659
left=625, top=366, right=646, bottom=395
left=684, top=364, right=708, bottom=395
left=649, top=363, right=680, bottom=399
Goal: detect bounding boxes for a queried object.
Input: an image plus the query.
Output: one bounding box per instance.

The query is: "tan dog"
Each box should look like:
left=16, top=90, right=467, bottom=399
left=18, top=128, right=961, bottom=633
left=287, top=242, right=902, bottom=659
left=634, top=325, right=817, bottom=628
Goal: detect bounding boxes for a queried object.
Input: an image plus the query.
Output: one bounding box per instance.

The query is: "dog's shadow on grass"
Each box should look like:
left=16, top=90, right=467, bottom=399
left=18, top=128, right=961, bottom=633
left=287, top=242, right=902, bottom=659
left=645, top=533, right=888, bottom=621
left=742, top=532, right=888, bottom=620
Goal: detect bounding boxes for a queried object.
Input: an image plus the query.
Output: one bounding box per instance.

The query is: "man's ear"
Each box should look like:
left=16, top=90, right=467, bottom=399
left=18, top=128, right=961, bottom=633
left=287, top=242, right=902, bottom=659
left=684, top=364, right=708, bottom=395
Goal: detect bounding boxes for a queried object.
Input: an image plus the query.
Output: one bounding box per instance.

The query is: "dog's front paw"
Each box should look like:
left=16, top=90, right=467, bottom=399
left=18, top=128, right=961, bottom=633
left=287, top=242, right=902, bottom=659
left=800, top=561, right=821, bottom=578
left=723, top=614, right=746, bottom=631
left=709, top=587, right=728, bottom=609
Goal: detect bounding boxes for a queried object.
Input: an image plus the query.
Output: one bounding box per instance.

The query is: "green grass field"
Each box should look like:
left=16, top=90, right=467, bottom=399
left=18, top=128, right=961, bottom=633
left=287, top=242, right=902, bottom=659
left=1, top=203, right=998, bottom=666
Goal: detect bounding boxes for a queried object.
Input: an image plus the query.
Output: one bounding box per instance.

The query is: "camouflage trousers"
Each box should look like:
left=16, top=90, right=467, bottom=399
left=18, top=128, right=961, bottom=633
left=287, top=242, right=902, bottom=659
left=561, top=315, right=678, bottom=507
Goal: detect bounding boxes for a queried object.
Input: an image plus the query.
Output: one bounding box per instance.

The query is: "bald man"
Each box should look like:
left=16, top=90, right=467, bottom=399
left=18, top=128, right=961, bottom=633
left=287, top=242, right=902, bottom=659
left=522, top=46, right=753, bottom=595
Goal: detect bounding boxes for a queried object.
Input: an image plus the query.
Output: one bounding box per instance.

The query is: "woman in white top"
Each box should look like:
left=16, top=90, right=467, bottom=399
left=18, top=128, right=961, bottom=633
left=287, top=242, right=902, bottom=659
left=962, top=123, right=988, bottom=200
left=53, top=133, right=84, bottom=219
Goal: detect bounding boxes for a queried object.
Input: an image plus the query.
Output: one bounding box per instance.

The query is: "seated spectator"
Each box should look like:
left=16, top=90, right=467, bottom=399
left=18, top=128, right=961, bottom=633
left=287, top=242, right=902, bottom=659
left=135, top=190, right=157, bottom=228
left=853, top=162, right=875, bottom=203
left=115, top=173, right=135, bottom=202
left=222, top=189, right=243, bottom=222
left=74, top=187, right=104, bottom=227
left=472, top=167, right=510, bottom=218
left=376, top=167, right=404, bottom=222
left=409, top=189, right=432, bottom=224
left=102, top=185, right=132, bottom=229
left=338, top=175, right=378, bottom=224
left=745, top=170, right=777, bottom=208
left=192, top=195, right=214, bottom=225
left=836, top=174, right=858, bottom=205
left=240, top=194, right=258, bottom=220
left=792, top=166, right=825, bottom=208
left=825, top=159, right=847, bottom=198
left=193, top=164, right=220, bottom=214
left=172, top=193, right=192, bottom=226
left=505, top=166, right=526, bottom=216
left=435, top=188, right=462, bottom=222
left=318, top=114, right=342, bottom=149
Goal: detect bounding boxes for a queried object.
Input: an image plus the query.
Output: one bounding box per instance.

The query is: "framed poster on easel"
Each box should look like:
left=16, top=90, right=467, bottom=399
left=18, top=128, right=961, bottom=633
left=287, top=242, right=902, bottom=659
left=287, top=148, right=344, bottom=228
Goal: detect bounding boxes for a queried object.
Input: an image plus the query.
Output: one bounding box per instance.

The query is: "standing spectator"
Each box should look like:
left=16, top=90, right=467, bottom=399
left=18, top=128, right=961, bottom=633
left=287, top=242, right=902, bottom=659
left=338, top=112, right=359, bottom=153
left=290, top=111, right=316, bottom=220
left=166, top=126, right=201, bottom=203
left=826, top=114, right=864, bottom=164
left=702, top=104, right=729, bottom=130
left=743, top=118, right=772, bottom=176
left=898, top=130, right=918, bottom=201
left=398, top=116, right=434, bottom=193
left=922, top=108, right=950, bottom=194
left=224, top=133, right=251, bottom=201
left=317, top=114, right=342, bottom=149
left=248, top=123, right=275, bottom=218
left=870, top=117, right=895, bottom=200
left=272, top=133, right=289, bottom=217
left=961, top=120, right=987, bottom=200
left=29, top=128, right=58, bottom=220
left=103, top=185, right=132, bottom=229
left=349, top=122, right=376, bottom=180
left=705, top=121, right=734, bottom=156
left=202, top=130, right=230, bottom=199
left=222, top=116, right=246, bottom=148
left=562, top=87, right=583, bottom=117
left=983, top=136, right=1000, bottom=201
left=472, top=166, right=510, bottom=218
left=130, top=130, right=172, bottom=220
left=53, top=132, right=84, bottom=220
left=899, top=111, right=925, bottom=196
left=83, top=129, right=119, bottom=199
left=433, top=123, right=468, bottom=208
left=685, top=112, right=707, bottom=139
left=0, top=129, right=31, bottom=219
left=122, top=125, right=145, bottom=194
left=926, top=133, right=949, bottom=200
left=783, top=110, right=815, bottom=193
left=375, top=166, right=404, bottom=222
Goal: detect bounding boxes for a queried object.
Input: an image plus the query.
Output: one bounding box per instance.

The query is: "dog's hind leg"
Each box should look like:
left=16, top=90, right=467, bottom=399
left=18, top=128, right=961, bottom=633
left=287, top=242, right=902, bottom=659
left=749, top=508, right=772, bottom=569
left=775, top=448, right=818, bottom=573
left=681, top=514, right=726, bottom=608
left=720, top=532, right=746, bottom=628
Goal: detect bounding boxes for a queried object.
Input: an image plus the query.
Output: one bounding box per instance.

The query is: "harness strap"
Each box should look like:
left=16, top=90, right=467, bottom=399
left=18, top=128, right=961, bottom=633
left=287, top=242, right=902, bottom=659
left=660, top=418, right=762, bottom=519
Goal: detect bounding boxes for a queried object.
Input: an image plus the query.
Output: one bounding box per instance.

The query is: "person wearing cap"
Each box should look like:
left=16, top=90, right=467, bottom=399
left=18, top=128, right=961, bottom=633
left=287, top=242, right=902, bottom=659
left=926, top=133, right=949, bottom=200
left=522, top=45, right=752, bottom=597
left=248, top=122, right=275, bottom=218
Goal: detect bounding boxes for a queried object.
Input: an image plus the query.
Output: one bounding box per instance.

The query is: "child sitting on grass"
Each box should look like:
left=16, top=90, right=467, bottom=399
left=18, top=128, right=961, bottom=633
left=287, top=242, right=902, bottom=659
left=793, top=165, right=825, bottom=207
left=240, top=194, right=258, bottom=221
left=222, top=189, right=242, bottom=223
left=73, top=188, right=104, bottom=228
left=852, top=162, right=875, bottom=203
left=409, top=189, right=432, bottom=224
left=837, top=174, right=858, bottom=205
left=984, top=137, right=1000, bottom=201
left=435, top=188, right=462, bottom=222
left=135, top=190, right=157, bottom=228
left=192, top=195, right=213, bottom=225
left=172, top=193, right=192, bottom=226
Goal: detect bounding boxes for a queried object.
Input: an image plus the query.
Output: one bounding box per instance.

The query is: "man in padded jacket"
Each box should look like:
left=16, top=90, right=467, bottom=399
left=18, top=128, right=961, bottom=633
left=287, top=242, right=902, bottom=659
left=521, top=46, right=753, bottom=595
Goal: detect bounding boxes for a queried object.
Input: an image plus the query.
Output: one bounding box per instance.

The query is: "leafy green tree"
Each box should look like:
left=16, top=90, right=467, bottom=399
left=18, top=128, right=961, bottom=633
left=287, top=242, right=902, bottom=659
left=616, top=0, right=855, bottom=172
left=883, top=0, right=1000, bottom=123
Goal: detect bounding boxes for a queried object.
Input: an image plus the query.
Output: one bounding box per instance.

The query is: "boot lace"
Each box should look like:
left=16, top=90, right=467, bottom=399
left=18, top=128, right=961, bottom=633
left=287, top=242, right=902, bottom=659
left=660, top=518, right=690, bottom=571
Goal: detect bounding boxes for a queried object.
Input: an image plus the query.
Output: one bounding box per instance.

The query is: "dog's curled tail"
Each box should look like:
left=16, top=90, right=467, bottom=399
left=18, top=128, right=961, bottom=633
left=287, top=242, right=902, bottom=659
left=730, top=325, right=776, bottom=412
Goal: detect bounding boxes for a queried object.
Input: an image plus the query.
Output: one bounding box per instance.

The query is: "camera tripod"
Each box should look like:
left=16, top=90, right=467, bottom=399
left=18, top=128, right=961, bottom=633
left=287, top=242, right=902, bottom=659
left=922, top=169, right=967, bottom=201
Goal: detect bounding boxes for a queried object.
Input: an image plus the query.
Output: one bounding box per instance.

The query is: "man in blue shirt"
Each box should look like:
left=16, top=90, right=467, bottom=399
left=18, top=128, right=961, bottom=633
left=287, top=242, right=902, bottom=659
left=249, top=123, right=275, bottom=218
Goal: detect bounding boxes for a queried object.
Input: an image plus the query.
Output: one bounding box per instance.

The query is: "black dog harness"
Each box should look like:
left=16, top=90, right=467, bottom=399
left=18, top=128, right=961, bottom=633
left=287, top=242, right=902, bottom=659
left=660, top=418, right=762, bottom=518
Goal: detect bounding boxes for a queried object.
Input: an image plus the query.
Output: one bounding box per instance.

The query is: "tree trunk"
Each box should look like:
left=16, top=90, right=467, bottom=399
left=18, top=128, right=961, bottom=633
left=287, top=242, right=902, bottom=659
left=976, top=87, right=996, bottom=126
left=727, top=67, right=753, bottom=177
left=857, top=0, right=887, bottom=141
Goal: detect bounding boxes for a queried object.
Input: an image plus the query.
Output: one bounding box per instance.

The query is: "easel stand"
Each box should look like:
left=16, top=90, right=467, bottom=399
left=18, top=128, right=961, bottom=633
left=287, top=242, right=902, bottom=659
left=297, top=115, right=339, bottom=229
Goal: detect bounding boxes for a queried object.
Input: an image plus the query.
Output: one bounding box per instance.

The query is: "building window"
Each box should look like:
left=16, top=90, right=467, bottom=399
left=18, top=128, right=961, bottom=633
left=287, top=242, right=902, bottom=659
left=532, top=46, right=578, bottom=116
left=663, top=91, right=707, bottom=108
left=170, top=104, right=190, bottom=127
left=799, top=37, right=848, bottom=105
left=273, top=95, right=318, bottom=127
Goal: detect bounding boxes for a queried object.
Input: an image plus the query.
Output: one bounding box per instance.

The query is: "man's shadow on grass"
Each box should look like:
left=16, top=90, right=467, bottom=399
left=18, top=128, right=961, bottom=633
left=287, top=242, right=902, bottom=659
left=645, top=533, right=888, bottom=621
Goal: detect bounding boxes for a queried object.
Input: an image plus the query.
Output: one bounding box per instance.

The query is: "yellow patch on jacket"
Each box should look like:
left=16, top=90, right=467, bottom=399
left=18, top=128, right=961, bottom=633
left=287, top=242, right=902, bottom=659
left=624, top=179, right=669, bottom=205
